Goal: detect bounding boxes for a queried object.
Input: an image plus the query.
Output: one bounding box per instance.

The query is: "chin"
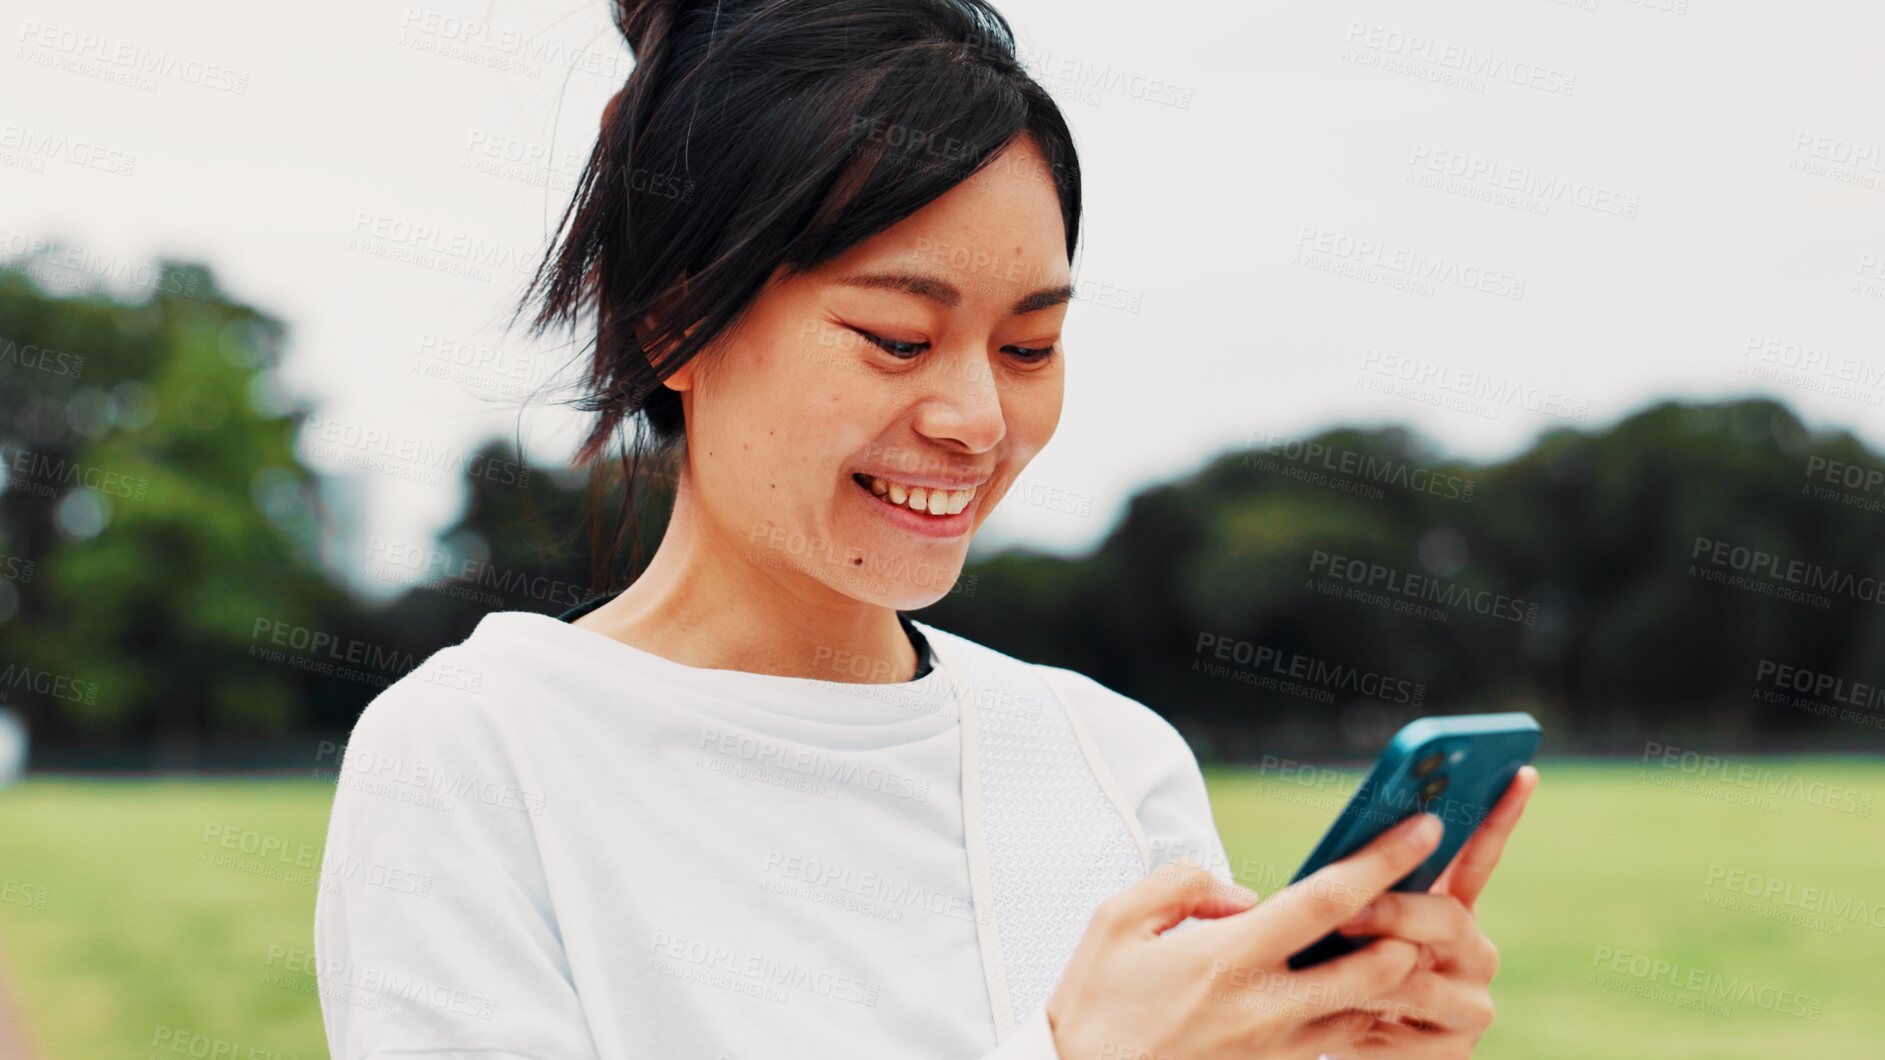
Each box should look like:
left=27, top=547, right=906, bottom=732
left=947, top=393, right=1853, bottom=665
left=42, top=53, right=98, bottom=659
left=824, top=559, right=968, bottom=612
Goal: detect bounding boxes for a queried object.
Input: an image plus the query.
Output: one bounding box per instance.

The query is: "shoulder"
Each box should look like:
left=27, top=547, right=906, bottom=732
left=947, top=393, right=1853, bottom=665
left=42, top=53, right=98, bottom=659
left=911, top=619, right=1196, bottom=769
left=336, top=641, right=516, bottom=779
left=354, top=642, right=487, bottom=726
left=1031, top=662, right=1231, bottom=879
left=343, top=612, right=562, bottom=747
left=893, top=621, right=1231, bottom=875
left=325, top=639, right=556, bottom=829
left=1029, top=663, right=1194, bottom=765
left=1028, top=661, right=1210, bottom=825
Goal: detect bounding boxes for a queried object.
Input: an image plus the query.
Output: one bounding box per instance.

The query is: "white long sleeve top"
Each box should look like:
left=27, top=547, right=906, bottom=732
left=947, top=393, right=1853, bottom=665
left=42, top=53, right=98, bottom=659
left=312, top=609, right=1234, bottom=1059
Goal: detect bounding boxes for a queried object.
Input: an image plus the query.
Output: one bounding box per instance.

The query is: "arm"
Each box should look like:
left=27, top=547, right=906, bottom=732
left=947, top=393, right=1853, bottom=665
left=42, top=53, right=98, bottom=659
left=312, top=660, right=602, bottom=1060
left=1129, top=723, right=1242, bottom=943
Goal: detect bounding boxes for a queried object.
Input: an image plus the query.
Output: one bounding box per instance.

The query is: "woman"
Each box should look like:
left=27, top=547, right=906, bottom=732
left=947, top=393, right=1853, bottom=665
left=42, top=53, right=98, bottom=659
left=312, top=1, right=1537, bottom=1056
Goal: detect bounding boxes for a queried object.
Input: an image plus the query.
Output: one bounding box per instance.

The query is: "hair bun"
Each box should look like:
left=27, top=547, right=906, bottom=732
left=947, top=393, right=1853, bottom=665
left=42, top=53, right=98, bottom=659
left=615, top=0, right=686, bottom=57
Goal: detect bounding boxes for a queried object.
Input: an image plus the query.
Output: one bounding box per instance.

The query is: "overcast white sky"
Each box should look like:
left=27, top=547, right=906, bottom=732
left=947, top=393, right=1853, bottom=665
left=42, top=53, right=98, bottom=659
left=5, top=0, right=1882, bottom=597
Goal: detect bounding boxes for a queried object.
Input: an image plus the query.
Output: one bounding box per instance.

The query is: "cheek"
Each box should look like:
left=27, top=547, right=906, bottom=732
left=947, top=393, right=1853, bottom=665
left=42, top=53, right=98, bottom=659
left=1006, top=371, right=1065, bottom=457
left=722, top=389, right=868, bottom=508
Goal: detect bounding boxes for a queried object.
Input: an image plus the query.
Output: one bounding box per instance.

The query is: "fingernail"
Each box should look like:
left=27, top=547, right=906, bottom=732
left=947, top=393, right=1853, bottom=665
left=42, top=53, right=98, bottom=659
left=1348, top=903, right=1376, bottom=930
left=1404, top=813, right=1441, bottom=848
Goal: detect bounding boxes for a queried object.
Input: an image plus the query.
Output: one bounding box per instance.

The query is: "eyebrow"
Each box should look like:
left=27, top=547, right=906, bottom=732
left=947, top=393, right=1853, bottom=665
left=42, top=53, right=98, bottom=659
left=834, top=270, right=1076, bottom=316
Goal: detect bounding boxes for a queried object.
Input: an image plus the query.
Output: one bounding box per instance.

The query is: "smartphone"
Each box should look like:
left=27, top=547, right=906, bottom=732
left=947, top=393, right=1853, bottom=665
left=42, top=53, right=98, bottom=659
left=1284, top=712, right=1541, bottom=970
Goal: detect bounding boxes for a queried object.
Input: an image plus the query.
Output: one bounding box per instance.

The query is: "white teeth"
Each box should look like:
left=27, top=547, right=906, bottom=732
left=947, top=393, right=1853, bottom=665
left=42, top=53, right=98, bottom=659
left=858, top=474, right=976, bottom=517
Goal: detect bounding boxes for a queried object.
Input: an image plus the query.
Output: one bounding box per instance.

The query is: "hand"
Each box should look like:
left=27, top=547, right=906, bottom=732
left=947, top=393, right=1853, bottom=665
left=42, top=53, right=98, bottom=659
left=1044, top=813, right=1448, bottom=1060
left=1321, top=765, right=1539, bottom=1058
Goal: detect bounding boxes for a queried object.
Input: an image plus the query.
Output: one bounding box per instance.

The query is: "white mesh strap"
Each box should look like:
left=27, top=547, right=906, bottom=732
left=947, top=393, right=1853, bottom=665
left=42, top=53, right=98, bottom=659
left=920, top=624, right=1149, bottom=1042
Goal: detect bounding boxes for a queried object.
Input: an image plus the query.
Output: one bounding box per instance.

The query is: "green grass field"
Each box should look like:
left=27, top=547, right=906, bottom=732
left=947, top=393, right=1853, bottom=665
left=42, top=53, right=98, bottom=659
left=0, top=761, right=1879, bottom=1058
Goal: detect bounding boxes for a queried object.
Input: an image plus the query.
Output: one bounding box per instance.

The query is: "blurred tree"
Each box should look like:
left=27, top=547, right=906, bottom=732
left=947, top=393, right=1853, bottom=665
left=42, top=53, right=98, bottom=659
left=357, top=441, right=625, bottom=656
left=0, top=255, right=347, bottom=766
left=932, top=400, right=1885, bottom=757
left=7, top=253, right=1883, bottom=762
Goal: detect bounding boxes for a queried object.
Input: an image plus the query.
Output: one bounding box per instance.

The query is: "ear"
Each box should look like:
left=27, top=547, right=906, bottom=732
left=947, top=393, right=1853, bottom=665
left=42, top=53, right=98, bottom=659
left=643, top=275, right=698, bottom=391
left=652, top=321, right=702, bottom=391
left=660, top=347, right=700, bottom=391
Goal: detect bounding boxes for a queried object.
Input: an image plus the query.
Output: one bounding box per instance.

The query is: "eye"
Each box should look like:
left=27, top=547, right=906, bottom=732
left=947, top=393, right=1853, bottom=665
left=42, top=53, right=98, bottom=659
left=1004, top=343, right=1057, bottom=363
left=848, top=327, right=1058, bottom=364
left=851, top=328, right=929, bottom=359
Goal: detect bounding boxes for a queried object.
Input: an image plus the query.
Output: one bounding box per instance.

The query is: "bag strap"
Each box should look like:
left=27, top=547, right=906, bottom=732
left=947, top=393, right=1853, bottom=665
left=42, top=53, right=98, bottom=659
left=918, top=622, right=1149, bottom=1041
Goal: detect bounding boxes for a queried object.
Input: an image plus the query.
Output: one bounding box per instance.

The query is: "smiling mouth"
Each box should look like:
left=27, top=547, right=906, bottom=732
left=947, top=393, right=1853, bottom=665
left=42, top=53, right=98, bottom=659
left=851, top=473, right=977, bottom=517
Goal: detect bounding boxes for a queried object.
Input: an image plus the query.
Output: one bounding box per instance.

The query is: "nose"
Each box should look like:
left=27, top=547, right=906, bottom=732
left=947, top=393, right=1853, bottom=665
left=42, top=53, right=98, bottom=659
left=911, top=347, right=1006, bottom=455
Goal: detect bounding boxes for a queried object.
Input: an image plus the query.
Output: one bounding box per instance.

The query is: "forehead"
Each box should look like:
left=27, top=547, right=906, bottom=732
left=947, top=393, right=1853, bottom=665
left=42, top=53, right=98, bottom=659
left=814, top=138, right=1071, bottom=307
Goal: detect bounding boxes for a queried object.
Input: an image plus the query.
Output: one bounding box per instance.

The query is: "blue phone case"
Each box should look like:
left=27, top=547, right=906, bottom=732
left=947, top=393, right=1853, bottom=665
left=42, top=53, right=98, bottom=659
left=1285, top=712, right=1541, bottom=970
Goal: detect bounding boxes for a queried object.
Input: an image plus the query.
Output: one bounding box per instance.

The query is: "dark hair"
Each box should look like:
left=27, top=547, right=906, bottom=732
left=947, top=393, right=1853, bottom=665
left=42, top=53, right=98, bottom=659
left=518, top=0, right=1083, bottom=592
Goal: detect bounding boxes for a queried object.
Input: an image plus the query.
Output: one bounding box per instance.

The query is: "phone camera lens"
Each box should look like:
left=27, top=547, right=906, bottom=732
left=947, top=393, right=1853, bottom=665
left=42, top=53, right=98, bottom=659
left=1418, top=773, right=1449, bottom=803
left=1412, top=750, right=1446, bottom=779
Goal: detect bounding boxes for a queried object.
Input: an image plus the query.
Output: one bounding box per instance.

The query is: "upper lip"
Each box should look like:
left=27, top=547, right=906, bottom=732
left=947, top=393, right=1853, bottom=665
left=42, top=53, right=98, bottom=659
left=853, top=469, right=991, bottom=490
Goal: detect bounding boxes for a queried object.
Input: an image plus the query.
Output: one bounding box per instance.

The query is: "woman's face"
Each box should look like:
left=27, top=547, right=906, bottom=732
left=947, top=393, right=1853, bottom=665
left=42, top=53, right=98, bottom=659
left=669, top=135, right=1073, bottom=610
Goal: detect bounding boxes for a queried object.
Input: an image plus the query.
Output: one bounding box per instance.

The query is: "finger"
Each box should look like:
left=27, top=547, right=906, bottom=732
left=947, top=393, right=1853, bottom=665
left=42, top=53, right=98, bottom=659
left=1296, top=1008, right=1466, bottom=1060
left=1102, top=859, right=1259, bottom=938
left=1334, top=892, right=1496, bottom=981
left=1294, top=971, right=1492, bottom=1057
left=1236, top=813, right=1444, bottom=957
left=1434, top=765, right=1537, bottom=910
left=1282, top=936, right=1424, bottom=1021
left=1289, top=1007, right=1388, bottom=1058
left=1372, top=967, right=1497, bottom=1036
left=1210, top=937, right=1422, bottom=1030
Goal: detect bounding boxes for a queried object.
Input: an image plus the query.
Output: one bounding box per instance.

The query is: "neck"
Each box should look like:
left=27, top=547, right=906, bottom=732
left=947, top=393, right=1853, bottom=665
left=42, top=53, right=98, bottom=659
left=571, top=469, right=921, bottom=683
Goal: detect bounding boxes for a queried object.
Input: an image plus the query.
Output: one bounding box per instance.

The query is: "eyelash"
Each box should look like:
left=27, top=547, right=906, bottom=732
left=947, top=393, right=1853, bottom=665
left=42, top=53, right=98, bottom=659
left=853, top=329, right=1056, bottom=363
